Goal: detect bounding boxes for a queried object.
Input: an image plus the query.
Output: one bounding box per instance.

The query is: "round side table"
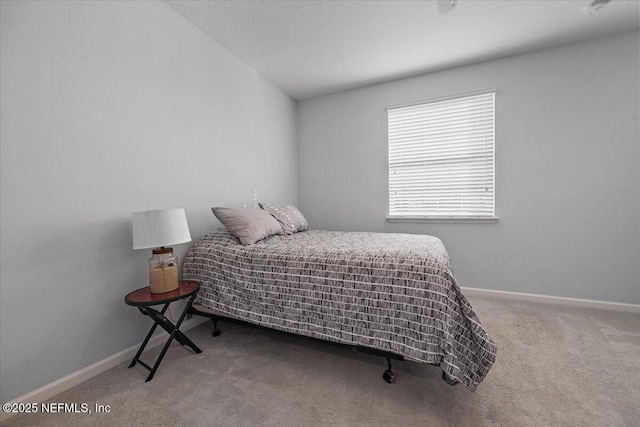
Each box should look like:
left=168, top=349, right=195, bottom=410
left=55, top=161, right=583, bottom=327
left=125, top=280, right=202, bottom=382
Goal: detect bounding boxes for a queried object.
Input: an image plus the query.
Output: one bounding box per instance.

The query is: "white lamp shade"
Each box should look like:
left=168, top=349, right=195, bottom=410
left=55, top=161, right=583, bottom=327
left=132, top=208, right=192, bottom=250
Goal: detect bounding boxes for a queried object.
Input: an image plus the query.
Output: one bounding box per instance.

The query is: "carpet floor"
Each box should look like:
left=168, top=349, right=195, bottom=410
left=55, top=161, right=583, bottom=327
left=3, top=295, right=639, bottom=427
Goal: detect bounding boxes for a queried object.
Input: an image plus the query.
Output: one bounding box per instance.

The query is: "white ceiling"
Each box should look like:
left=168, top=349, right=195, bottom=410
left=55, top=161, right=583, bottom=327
left=164, top=0, right=640, bottom=100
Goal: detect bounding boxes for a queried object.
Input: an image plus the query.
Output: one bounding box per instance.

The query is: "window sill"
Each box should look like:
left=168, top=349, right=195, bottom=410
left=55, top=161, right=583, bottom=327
left=386, top=216, right=499, bottom=224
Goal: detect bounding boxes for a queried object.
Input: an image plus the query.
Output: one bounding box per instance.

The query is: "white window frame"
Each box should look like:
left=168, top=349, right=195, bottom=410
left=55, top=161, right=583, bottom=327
left=387, top=89, right=498, bottom=223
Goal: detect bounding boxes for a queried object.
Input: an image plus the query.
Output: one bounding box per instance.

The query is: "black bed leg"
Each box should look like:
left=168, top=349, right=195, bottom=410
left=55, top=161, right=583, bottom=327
left=383, top=357, right=396, bottom=383
left=442, top=371, right=459, bottom=386
left=211, top=318, right=221, bottom=337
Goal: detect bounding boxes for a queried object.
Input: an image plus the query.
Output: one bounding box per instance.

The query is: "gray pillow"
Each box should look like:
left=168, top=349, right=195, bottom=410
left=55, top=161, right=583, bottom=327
left=211, top=207, right=282, bottom=245
left=259, top=203, right=309, bottom=235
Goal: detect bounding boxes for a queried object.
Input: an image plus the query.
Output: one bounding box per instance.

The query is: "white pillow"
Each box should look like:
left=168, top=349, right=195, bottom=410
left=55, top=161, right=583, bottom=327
left=211, top=207, right=282, bottom=245
left=259, top=203, right=309, bottom=235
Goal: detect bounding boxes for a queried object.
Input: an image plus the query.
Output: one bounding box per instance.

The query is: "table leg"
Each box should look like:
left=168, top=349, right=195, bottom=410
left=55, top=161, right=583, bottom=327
left=128, top=303, right=170, bottom=368
left=145, top=308, right=202, bottom=353
left=144, top=293, right=200, bottom=382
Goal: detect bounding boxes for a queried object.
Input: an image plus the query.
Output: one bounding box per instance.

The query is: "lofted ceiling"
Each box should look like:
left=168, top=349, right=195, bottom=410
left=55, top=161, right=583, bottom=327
left=164, top=0, right=640, bottom=100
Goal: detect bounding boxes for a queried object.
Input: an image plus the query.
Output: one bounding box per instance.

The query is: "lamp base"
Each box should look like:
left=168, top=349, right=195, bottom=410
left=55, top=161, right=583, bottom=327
left=149, top=247, right=179, bottom=294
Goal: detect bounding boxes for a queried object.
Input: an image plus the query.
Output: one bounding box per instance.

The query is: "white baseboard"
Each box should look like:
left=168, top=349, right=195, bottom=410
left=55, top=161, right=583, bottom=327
left=461, top=287, right=640, bottom=313
left=0, top=317, right=208, bottom=423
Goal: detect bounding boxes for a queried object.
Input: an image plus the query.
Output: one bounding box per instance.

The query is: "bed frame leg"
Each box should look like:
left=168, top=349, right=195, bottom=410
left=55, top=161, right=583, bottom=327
left=442, top=371, right=459, bottom=386
left=211, top=318, right=221, bottom=337
left=383, top=357, right=396, bottom=383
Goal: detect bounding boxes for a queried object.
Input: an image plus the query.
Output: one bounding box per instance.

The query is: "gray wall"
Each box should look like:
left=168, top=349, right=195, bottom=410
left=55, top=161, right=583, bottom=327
left=298, top=31, right=639, bottom=305
left=0, top=1, right=297, bottom=403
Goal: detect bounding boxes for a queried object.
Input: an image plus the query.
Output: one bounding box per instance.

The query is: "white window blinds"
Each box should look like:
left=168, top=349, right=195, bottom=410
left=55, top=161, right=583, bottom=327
left=388, top=90, right=496, bottom=219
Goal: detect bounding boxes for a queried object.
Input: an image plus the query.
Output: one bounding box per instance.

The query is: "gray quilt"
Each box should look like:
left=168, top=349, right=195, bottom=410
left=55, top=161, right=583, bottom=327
left=183, top=229, right=496, bottom=390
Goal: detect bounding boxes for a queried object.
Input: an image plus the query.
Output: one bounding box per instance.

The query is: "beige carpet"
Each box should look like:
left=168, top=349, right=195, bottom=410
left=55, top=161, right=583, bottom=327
left=3, top=296, right=639, bottom=427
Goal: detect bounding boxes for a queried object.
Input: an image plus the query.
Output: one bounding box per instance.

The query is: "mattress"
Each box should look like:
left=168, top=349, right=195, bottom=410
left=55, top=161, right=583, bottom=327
left=183, top=229, right=496, bottom=390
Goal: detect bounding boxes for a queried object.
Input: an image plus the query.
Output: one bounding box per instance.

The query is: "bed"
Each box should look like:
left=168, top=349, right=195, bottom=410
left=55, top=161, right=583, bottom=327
left=183, top=229, right=496, bottom=391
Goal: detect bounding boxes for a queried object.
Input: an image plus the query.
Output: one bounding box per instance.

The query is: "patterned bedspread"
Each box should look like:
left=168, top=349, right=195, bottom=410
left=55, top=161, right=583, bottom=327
left=183, top=229, right=496, bottom=390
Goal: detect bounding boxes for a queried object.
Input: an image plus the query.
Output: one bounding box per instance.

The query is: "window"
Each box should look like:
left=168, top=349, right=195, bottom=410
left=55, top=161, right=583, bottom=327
left=387, top=89, right=496, bottom=222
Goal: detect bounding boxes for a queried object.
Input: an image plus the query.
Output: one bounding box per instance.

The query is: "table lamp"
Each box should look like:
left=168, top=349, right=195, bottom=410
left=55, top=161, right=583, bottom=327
left=132, top=208, right=192, bottom=293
